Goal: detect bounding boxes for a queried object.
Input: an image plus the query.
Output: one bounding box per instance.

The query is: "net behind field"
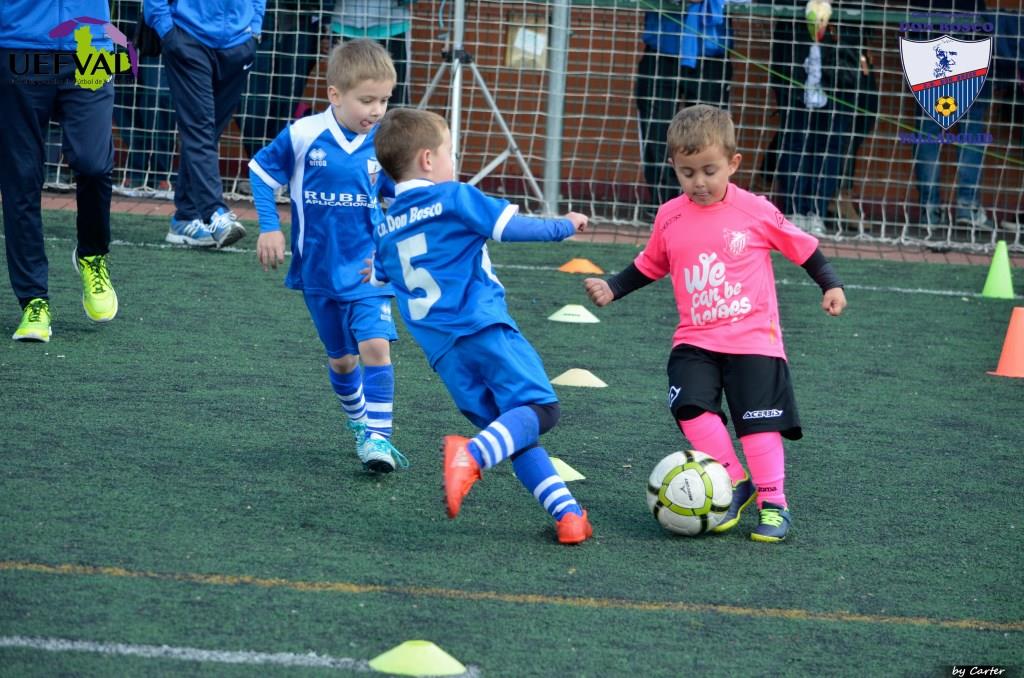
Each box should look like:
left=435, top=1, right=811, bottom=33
left=1, top=211, right=1021, bottom=674
left=39, top=1, right=1024, bottom=254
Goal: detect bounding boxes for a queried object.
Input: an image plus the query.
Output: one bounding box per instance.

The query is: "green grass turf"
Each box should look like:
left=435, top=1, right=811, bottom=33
left=1, top=211, right=1022, bottom=676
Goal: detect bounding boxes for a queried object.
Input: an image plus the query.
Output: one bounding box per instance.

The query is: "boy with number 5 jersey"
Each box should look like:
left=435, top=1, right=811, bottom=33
left=586, top=105, right=846, bottom=542
left=249, top=39, right=406, bottom=473
left=369, top=108, right=593, bottom=544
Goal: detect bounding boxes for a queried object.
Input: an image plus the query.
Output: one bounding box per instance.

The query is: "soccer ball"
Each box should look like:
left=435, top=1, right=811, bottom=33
left=646, top=450, right=733, bottom=536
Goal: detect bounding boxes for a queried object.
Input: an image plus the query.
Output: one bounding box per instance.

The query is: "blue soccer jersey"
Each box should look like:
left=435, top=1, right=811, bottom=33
left=248, top=108, right=394, bottom=301
left=372, top=179, right=574, bottom=367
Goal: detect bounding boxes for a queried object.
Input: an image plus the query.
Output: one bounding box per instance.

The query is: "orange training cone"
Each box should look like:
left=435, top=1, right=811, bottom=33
left=988, top=307, right=1024, bottom=378
left=558, top=258, right=604, bottom=274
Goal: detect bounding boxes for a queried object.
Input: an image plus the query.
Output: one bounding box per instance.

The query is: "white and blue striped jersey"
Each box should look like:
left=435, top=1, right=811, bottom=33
left=248, top=108, right=394, bottom=301
left=371, top=179, right=575, bottom=367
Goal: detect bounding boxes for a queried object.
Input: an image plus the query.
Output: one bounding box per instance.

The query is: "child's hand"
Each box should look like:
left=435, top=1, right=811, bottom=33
left=822, top=287, right=846, bottom=316
left=359, top=258, right=373, bottom=283
left=584, top=277, right=614, bottom=307
left=257, top=231, right=286, bottom=272
left=565, top=212, right=588, bottom=233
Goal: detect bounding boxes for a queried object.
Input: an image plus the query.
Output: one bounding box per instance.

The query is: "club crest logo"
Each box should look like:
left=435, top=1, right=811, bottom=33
left=367, top=158, right=382, bottom=186
left=308, top=147, right=327, bottom=167
left=723, top=229, right=749, bottom=257
left=899, top=35, right=991, bottom=129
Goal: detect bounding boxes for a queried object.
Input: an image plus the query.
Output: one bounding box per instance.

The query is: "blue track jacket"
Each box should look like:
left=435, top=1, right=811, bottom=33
left=144, top=0, right=266, bottom=49
left=0, top=0, right=114, bottom=51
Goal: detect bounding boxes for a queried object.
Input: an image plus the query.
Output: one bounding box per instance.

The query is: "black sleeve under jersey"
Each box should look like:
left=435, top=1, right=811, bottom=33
left=801, top=248, right=844, bottom=292
left=606, top=262, right=658, bottom=300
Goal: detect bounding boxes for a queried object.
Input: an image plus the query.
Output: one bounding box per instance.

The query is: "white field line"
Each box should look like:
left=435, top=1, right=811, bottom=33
left=0, top=636, right=482, bottom=676
left=11, top=234, right=1016, bottom=300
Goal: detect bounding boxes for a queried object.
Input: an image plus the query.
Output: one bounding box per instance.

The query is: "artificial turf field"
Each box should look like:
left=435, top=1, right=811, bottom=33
left=0, top=210, right=1021, bottom=677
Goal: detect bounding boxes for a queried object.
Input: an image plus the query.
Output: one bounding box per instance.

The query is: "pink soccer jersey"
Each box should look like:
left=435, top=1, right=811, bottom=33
left=634, top=183, right=819, bottom=360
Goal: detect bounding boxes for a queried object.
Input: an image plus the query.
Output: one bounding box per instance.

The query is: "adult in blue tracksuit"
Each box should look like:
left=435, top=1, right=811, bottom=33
left=0, top=0, right=120, bottom=342
left=144, top=0, right=266, bottom=249
left=635, top=0, right=734, bottom=209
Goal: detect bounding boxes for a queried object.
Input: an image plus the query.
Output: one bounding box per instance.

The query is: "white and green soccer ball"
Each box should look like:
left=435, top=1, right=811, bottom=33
left=646, top=450, right=733, bottom=536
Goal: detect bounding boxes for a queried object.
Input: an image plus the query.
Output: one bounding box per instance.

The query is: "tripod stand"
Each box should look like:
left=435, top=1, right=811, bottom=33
left=417, top=0, right=544, bottom=204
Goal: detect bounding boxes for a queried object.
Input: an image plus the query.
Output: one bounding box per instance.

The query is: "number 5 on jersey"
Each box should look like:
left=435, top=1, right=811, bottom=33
left=397, top=233, right=441, bottom=320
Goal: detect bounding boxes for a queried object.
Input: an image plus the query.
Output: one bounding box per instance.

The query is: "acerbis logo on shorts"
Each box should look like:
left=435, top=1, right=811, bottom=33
left=380, top=302, right=392, bottom=321
left=742, top=409, right=783, bottom=420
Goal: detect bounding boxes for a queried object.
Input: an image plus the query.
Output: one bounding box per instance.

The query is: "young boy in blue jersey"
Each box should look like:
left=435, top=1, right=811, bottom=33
left=248, top=39, right=406, bottom=473
left=369, top=108, right=594, bottom=544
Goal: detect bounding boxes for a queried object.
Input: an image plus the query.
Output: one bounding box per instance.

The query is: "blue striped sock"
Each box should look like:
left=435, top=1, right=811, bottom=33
left=328, top=365, right=366, bottom=423
left=362, top=364, right=394, bottom=439
left=512, top=446, right=583, bottom=520
left=466, top=405, right=540, bottom=469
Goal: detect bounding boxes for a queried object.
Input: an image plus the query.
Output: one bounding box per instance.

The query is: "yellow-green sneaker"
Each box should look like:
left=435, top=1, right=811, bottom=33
left=73, top=249, right=118, bottom=322
left=12, top=298, right=51, bottom=342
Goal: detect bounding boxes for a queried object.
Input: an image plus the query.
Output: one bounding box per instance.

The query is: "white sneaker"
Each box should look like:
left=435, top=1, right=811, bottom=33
left=955, top=201, right=993, bottom=230
left=789, top=213, right=825, bottom=236
left=208, top=208, right=247, bottom=248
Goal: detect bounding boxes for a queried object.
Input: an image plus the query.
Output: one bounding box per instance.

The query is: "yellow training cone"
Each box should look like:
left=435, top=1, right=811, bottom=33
left=548, top=304, right=600, bottom=323
left=559, top=258, right=604, bottom=274
left=550, top=457, right=586, bottom=481
left=982, top=241, right=1015, bottom=299
left=551, top=368, right=607, bottom=387
left=368, top=640, right=467, bottom=676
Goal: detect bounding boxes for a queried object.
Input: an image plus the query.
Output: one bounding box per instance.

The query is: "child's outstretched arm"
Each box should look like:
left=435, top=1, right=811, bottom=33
left=495, top=212, right=587, bottom=242
left=584, top=263, right=658, bottom=307
left=801, top=249, right=847, bottom=316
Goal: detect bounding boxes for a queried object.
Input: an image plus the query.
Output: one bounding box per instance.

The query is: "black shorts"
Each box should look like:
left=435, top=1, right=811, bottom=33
left=666, top=344, right=802, bottom=440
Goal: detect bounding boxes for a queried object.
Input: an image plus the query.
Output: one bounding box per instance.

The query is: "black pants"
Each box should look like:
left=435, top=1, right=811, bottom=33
left=161, top=28, right=255, bottom=222
left=0, top=49, right=113, bottom=306
left=635, top=47, right=731, bottom=206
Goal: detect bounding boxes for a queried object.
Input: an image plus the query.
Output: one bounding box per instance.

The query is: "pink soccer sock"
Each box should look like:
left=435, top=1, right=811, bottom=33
left=741, top=431, right=787, bottom=508
left=678, top=411, right=746, bottom=483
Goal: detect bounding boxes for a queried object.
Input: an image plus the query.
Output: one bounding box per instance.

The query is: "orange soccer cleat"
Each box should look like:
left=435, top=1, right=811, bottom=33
left=443, top=435, right=481, bottom=519
left=556, top=510, right=593, bottom=545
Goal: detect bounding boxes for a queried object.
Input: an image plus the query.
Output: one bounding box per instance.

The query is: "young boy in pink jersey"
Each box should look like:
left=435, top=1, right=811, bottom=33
left=584, top=104, right=846, bottom=542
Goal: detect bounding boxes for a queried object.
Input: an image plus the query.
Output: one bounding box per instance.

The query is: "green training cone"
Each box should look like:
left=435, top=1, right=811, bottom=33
left=368, top=640, right=467, bottom=676
left=982, top=241, right=1015, bottom=299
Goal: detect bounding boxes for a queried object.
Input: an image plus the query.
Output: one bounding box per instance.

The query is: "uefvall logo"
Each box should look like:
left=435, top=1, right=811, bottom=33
left=8, top=16, right=137, bottom=90
left=900, top=34, right=991, bottom=129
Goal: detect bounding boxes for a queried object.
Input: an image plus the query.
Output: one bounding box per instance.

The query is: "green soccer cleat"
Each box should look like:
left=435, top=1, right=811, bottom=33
left=711, top=477, right=756, bottom=534
left=751, top=502, right=792, bottom=543
left=73, top=249, right=118, bottom=322
left=12, top=298, right=52, bottom=342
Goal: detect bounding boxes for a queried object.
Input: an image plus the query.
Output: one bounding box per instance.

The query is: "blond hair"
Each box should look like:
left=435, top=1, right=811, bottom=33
left=666, top=104, right=737, bottom=157
left=375, top=108, right=449, bottom=182
left=326, top=38, right=396, bottom=92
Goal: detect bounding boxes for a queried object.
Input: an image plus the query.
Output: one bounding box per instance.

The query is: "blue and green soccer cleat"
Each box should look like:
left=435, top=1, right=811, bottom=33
left=358, top=436, right=409, bottom=474
left=751, top=502, right=792, bottom=543
left=74, top=250, right=118, bottom=322
left=712, top=477, right=756, bottom=534
left=346, top=419, right=368, bottom=460
left=12, top=298, right=51, bottom=342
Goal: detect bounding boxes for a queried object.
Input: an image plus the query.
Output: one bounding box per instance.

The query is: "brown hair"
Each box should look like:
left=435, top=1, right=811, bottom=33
left=375, top=108, right=448, bottom=182
left=326, top=38, right=396, bottom=93
left=666, top=104, right=737, bottom=157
